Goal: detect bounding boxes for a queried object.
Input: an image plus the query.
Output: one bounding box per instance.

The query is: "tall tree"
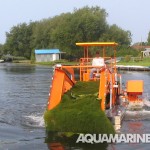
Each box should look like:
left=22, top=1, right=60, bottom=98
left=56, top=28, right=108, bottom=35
left=5, top=22, right=35, bottom=59
left=100, top=24, right=131, bottom=45
left=0, top=44, right=4, bottom=58
left=147, top=31, right=150, bottom=45
left=4, top=6, right=133, bottom=60
left=52, top=6, right=109, bottom=58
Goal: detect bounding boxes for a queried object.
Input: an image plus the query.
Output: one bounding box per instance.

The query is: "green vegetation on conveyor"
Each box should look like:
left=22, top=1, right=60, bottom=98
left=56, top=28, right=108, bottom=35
left=44, top=81, right=115, bottom=134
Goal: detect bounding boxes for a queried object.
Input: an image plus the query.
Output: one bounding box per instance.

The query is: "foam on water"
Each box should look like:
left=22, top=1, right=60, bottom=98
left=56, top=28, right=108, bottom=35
left=143, top=98, right=150, bottom=107
left=125, top=97, right=150, bottom=116
left=126, top=109, right=150, bottom=115
left=123, top=97, right=149, bottom=121
left=24, top=114, right=45, bottom=128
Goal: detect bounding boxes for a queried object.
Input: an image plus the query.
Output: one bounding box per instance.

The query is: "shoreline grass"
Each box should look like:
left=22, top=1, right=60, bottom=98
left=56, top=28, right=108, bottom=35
left=35, top=60, right=78, bottom=66
left=11, top=57, right=150, bottom=67
left=117, top=57, right=150, bottom=66
left=36, top=57, right=150, bottom=67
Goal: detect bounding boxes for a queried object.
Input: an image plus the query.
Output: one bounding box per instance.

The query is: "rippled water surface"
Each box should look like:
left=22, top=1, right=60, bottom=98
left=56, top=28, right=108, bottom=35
left=0, top=63, right=52, bottom=150
left=0, top=64, right=150, bottom=150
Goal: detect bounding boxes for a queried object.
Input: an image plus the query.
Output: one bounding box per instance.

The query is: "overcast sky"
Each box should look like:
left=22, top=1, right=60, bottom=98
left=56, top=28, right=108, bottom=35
left=1, top=0, right=150, bottom=44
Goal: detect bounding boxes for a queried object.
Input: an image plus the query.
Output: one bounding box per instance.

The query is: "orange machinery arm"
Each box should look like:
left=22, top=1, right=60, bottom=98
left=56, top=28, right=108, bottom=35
left=47, top=68, right=74, bottom=110
left=98, top=68, right=119, bottom=111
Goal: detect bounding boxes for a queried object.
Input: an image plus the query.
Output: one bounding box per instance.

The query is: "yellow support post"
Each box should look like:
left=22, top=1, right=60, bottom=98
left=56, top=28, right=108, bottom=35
left=99, top=70, right=107, bottom=111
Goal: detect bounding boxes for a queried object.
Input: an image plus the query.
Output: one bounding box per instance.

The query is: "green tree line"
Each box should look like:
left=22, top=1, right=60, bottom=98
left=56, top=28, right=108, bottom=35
left=0, top=6, right=140, bottom=60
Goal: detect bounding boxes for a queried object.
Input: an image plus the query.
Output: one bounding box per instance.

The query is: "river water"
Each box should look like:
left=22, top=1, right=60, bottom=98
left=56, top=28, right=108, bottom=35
left=0, top=63, right=52, bottom=150
left=0, top=63, right=150, bottom=150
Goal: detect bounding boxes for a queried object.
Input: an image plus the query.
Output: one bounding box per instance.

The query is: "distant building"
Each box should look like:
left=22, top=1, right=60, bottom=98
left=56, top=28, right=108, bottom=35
left=132, top=45, right=150, bottom=51
left=141, top=48, right=150, bottom=57
left=35, top=49, right=63, bottom=62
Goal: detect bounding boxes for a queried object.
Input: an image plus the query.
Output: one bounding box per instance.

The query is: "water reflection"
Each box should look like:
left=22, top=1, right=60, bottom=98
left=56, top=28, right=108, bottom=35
left=128, top=122, right=143, bottom=133
left=45, top=132, right=108, bottom=150
left=48, top=143, right=65, bottom=150
left=2, top=63, right=36, bottom=74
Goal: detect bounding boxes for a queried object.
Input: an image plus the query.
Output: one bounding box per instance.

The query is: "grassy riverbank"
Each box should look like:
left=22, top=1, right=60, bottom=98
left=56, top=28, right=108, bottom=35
left=11, top=57, right=150, bottom=67
left=12, top=60, right=31, bottom=64
left=36, top=57, right=150, bottom=67
left=35, top=59, right=78, bottom=66
left=117, top=57, right=150, bottom=66
left=44, top=81, right=115, bottom=134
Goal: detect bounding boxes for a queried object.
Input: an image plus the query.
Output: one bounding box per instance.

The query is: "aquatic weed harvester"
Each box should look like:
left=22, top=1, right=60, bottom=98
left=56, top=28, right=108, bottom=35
left=44, top=42, right=144, bottom=133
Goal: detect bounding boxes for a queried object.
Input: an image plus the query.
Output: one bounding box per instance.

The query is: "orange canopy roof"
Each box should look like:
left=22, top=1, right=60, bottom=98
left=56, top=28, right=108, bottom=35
left=76, top=42, right=118, bottom=47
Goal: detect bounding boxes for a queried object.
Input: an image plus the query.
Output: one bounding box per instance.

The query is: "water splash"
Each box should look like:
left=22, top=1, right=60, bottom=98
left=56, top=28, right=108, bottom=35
left=24, top=114, right=45, bottom=128
left=125, top=109, right=150, bottom=121
left=126, top=109, right=150, bottom=115
left=143, top=98, right=150, bottom=107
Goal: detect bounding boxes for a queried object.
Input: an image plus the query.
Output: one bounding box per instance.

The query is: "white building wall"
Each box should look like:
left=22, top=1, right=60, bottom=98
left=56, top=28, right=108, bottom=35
left=35, top=54, right=59, bottom=62
left=52, top=54, right=59, bottom=61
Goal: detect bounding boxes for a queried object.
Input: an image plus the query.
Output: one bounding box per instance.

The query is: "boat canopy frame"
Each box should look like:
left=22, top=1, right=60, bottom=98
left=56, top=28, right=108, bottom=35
left=76, top=42, right=118, bottom=73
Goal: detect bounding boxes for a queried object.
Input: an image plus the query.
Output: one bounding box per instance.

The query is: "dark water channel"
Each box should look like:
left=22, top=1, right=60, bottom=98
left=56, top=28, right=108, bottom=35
left=0, top=63, right=150, bottom=150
